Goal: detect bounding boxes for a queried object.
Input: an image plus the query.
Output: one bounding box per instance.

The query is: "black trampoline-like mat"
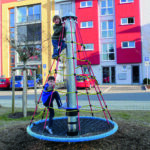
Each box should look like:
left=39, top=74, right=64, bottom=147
left=31, top=117, right=114, bottom=137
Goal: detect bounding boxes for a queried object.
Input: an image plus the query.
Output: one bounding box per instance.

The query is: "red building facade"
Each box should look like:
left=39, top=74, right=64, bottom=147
left=75, top=0, right=100, bottom=65
left=0, top=0, right=144, bottom=84
left=115, top=0, right=142, bottom=64
left=74, top=0, right=142, bottom=84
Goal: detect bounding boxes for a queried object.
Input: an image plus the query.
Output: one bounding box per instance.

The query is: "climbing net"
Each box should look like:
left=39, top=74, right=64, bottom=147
left=27, top=17, right=118, bottom=142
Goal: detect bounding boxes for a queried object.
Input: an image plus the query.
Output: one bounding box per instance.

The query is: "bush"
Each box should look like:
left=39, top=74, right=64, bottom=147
left=143, top=78, right=150, bottom=84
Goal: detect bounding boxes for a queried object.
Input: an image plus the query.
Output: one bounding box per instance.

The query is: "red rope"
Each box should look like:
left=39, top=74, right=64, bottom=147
left=44, top=22, right=66, bottom=129
left=30, top=22, right=66, bottom=126
left=76, top=31, right=94, bottom=116
left=30, top=59, right=56, bottom=125
left=75, top=22, right=111, bottom=123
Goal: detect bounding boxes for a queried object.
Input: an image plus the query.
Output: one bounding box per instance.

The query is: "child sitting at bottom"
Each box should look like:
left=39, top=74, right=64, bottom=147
left=52, top=15, right=67, bottom=59
left=42, top=76, right=63, bottom=134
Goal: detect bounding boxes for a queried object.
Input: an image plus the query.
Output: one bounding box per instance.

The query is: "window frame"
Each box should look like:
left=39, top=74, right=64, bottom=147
left=60, top=2, right=72, bottom=17
left=80, top=1, right=93, bottom=8
left=80, top=21, right=93, bottom=28
left=120, top=0, right=134, bottom=4
left=17, top=6, right=27, bottom=23
left=101, top=20, right=114, bottom=38
left=121, top=41, right=135, bottom=48
left=121, top=17, right=135, bottom=25
left=84, top=43, right=94, bottom=51
left=17, top=4, right=41, bottom=23
left=100, top=0, right=113, bottom=16
left=101, top=43, right=115, bottom=61
left=9, top=8, right=15, bottom=71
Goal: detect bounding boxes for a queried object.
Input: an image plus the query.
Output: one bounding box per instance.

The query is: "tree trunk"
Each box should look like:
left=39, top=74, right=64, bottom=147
left=33, top=70, right=37, bottom=107
left=22, top=68, right=27, bottom=117
left=12, top=71, right=15, bottom=114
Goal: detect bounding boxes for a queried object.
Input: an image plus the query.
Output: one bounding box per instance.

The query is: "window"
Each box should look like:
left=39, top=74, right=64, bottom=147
left=101, top=21, right=113, bottom=38
left=10, top=13, right=15, bottom=27
left=122, top=41, right=135, bottom=48
left=80, top=1, right=92, bottom=8
left=27, top=24, right=41, bottom=41
left=17, top=25, right=27, bottom=42
left=81, top=21, right=93, bottom=28
left=84, top=44, right=94, bottom=51
left=17, top=7, right=27, bottom=23
left=17, top=4, right=41, bottom=23
left=101, top=0, right=113, bottom=16
left=120, top=0, right=134, bottom=4
left=17, top=23, right=41, bottom=42
left=60, top=3, right=72, bottom=17
left=11, top=57, right=15, bottom=63
left=83, top=65, right=90, bottom=74
left=121, top=17, right=134, bottom=25
left=28, top=45, right=41, bottom=61
left=9, top=8, right=15, bottom=71
left=102, top=43, right=115, bottom=61
left=28, top=5, right=41, bottom=22
left=17, top=44, right=41, bottom=62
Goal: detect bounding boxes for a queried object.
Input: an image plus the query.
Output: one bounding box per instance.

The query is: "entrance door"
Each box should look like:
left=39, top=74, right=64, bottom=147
left=132, top=66, right=139, bottom=83
left=103, top=66, right=115, bottom=83
left=103, top=67, right=110, bottom=83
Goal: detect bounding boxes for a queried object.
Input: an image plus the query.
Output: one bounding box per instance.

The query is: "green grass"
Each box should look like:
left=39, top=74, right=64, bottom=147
left=0, top=107, right=150, bottom=130
left=0, top=107, right=65, bottom=122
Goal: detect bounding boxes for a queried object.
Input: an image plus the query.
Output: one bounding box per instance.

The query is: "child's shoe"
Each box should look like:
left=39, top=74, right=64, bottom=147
left=52, top=54, right=58, bottom=59
left=46, top=126, right=53, bottom=134
left=62, top=102, right=67, bottom=108
left=58, top=102, right=67, bottom=109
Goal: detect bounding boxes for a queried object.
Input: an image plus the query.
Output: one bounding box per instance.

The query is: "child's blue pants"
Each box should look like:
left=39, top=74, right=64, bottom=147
left=52, top=39, right=67, bottom=55
left=44, top=91, right=62, bottom=128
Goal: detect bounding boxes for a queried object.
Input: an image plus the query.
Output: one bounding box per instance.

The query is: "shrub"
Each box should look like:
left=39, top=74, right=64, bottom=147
left=143, top=78, right=150, bottom=84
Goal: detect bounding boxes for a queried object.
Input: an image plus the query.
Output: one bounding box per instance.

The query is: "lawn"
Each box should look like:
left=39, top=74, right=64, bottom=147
left=0, top=106, right=150, bottom=150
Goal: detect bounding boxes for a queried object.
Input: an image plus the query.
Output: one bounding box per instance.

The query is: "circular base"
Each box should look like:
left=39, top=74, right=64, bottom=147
left=27, top=116, right=118, bottom=142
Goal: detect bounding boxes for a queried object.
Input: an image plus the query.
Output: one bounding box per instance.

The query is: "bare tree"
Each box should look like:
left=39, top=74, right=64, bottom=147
left=9, top=37, right=40, bottom=66
left=8, top=33, right=40, bottom=117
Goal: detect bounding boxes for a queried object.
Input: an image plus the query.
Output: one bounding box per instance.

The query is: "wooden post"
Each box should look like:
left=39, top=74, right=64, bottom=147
left=22, top=69, right=27, bottom=117
left=33, top=69, right=37, bottom=107
left=12, top=70, right=15, bottom=114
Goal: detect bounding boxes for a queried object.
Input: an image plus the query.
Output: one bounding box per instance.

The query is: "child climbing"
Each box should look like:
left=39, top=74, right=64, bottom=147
left=41, top=76, right=63, bottom=134
left=52, top=15, right=67, bottom=59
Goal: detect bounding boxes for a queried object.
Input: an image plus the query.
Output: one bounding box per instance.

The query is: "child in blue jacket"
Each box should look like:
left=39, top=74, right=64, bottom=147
left=42, top=76, right=62, bottom=134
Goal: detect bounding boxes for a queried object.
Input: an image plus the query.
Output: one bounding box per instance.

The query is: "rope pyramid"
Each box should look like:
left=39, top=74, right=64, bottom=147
left=29, top=17, right=113, bottom=133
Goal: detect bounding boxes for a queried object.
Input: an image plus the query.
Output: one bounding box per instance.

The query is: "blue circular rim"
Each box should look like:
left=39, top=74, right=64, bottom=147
left=27, top=116, right=118, bottom=142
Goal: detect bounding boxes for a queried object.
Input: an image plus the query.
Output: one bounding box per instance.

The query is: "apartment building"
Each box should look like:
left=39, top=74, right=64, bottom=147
left=0, top=0, right=150, bottom=84
left=0, top=0, right=55, bottom=83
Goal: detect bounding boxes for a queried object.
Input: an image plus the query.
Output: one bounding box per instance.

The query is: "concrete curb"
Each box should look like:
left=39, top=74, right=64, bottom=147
left=0, top=85, right=148, bottom=95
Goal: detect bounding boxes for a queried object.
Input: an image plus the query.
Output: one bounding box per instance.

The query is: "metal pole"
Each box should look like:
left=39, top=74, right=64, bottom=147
left=23, top=69, right=27, bottom=117
left=33, top=69, right=37, bottom=107
left=62, top=13, right=78, bottom=136
left=12, top=70, right=15, bottom=113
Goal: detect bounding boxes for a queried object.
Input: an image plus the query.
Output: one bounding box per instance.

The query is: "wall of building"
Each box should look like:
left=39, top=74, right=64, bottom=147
left=76, top=0, right=100, bottom=65
left=115, top=0, right=142, bottom=64
left=140, top=0, right=150, bottom=81
left=1, top=0, right=148, bottom=85
left=0, top=0, right=17, bottom=77
left=1, top=0, right=55, bottom=82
